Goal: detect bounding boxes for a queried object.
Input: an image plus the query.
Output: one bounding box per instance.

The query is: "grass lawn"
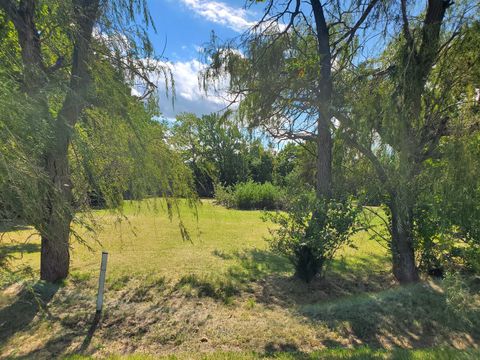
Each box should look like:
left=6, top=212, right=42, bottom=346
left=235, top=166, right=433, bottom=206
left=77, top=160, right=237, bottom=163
left=0, top=199, right=479, bottom=359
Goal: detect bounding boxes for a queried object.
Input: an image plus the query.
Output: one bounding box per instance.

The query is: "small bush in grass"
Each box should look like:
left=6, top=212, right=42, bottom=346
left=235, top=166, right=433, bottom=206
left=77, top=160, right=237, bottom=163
left=215, top=181, right=284, bottom=210
left=265, top=192, right=361, bottom=282
left=214, top=183, right=236, bottom=208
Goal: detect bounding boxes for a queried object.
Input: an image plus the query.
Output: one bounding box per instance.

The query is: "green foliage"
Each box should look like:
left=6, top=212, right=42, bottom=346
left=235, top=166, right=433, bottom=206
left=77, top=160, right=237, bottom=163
left=171, top=112, right=276, bottom=197
left=338, top=10, right=480, bottom=281
left=0, top=0, right=195, bottom=279
left=215, top=181, right=284, bottom=210
left=272, top=143, right=300, bottom=187
left=246, top=140, right=275, bottom=184
left=234, top=181, right=282, bottom=210
left=415, top=129, right=480, bottom=276
left=213, top=183, right=236, bottom=208
left=266, top=193, right=361, bottom=282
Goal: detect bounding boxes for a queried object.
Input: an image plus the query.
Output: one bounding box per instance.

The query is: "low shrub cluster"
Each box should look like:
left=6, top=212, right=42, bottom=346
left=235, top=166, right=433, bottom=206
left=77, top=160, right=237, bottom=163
left=265, top=192, right=361, bottom=282
left=214, top=181, right=285, bottom=210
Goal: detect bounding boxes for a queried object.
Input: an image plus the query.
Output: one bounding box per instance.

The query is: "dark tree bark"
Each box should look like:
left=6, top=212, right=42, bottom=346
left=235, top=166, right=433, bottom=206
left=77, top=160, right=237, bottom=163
left=1, top=0, right=100, bottom=282
left=316, top=116, right=332, bottom=199
left=41, top=125, right=74, bottom=282
left=311, top=0, right=333, bottom=200
left=388, top=191, right=419, bottom=283
left=309, top=0, right=379, bottom=201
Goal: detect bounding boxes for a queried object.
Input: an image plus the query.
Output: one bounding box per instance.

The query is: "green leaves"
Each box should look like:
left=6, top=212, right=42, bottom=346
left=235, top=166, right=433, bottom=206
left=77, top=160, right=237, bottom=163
left=266, top=193, right=361, bottom=282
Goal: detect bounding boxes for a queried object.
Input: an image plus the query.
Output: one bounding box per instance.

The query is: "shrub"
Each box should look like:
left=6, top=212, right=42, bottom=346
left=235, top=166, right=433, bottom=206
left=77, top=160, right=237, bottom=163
left=213, top=183, right=236, bottom=208
left=215, top=181, right=284, bottom=210
left=415, top=203, right=480, bottom=277
left=265, top=192, right=361, bottom=282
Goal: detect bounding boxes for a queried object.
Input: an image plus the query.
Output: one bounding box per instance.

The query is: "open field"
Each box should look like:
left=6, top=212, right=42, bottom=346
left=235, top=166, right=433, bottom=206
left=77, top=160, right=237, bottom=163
left=1, top=200, right=479, bottom=359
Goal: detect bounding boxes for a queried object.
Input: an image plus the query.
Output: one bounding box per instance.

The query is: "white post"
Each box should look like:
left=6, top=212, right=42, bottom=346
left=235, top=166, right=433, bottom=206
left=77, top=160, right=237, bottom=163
left=96, top=251, right=108, bottom=313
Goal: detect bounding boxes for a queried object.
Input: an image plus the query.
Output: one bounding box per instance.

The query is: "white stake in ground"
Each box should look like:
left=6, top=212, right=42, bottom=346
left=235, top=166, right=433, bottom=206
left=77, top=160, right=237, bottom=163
left=96, top=251, right=108, bottom=313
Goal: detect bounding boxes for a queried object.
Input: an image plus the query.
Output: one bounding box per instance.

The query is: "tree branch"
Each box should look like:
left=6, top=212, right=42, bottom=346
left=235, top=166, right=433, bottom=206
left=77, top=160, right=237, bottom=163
left=401, top=0, right=414, bottom=50
left=334, top=113, right=390, bottom=187
left=57, top=0, right=100, bottom=128
left=332, top=0, right=380, bottom=49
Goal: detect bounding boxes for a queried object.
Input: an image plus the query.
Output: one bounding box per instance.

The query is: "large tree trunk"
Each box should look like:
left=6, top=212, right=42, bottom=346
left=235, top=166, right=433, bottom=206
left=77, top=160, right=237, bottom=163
left=389, top=192, right=419, bottom=284
left=40, top=218, right=70, bottom=282
left=40, top=0, right=98, bottom=282
left=386, top=0, right=449, bottom=284
left=40, top=130, right=73, bottom=282
left=311, top=0, right=333, bottom=200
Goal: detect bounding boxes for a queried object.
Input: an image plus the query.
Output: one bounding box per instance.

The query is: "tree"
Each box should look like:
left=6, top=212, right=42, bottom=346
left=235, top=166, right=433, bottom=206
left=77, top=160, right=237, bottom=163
left=338, top=1, right=480, bottom=282
left=172, top=112, right=277, bottom=196
left=0, top=0, right=177, bottom=282
left=246, top=139, right=274, bottom=184
left=201, top=1, right=380, bottom=281
left=202, top=0, right=379, bottom=202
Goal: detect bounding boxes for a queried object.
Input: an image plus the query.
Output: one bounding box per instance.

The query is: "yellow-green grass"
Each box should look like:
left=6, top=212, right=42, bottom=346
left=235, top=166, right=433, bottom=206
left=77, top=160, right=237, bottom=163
left=65, top=347, right=480, bottom=360
left=0, top=199, right=388, bottom=283
left=1, top=200, right=479, bottom=359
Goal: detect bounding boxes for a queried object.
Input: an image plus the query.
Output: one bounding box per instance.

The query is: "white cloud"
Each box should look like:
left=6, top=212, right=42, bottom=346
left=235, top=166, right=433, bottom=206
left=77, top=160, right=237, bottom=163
left=180, top=0, right=255, bottom=32
left=131, top=87, right=142, bottom=97
left=153, top=58, right=235, bottom=118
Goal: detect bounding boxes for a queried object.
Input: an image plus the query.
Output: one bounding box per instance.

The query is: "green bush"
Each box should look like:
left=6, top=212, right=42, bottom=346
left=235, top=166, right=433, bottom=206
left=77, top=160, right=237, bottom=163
left=214, top=183, right=236, bottom=208
left=265, top=192, right=361, bottom=282
left=215, top=181, right=284, bottom=210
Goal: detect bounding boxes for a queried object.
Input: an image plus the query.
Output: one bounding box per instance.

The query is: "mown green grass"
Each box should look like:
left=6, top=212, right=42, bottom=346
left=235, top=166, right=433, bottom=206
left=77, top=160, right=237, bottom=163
left=1, top=199, right=386, bottom=283
left=1, top=199, right=479, bottom=359
left=65, top=347, right=480, bottom=360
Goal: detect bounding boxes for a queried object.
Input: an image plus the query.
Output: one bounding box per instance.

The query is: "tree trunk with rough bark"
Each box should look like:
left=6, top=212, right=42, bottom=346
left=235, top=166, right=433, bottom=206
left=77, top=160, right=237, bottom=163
left=316, top=116, right=332, bottom=199
left=311, top=0, right=333, bottom=200
left=389, top=193, right=419, bottom=283
left=40, top=126, right=73, bottom=282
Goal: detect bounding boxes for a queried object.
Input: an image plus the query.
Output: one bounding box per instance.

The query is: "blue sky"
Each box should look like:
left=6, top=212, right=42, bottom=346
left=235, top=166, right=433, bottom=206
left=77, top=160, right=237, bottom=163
left=143, top=0, right=261, bottom=119
left=141, top=1, right=432, bottom=120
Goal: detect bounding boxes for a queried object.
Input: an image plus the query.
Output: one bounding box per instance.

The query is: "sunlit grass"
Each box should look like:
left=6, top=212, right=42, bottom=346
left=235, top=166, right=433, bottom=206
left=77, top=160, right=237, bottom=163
left=65, top=347, right=480, bottom=359
left=1, top=198, right=388, bottom=283
left=2, top=200, right=477, bottom=359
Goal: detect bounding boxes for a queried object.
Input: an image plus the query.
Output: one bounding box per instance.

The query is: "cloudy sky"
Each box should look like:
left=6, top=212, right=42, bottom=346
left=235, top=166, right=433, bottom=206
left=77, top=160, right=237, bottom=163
left=143, top=0, right=261, bottom=119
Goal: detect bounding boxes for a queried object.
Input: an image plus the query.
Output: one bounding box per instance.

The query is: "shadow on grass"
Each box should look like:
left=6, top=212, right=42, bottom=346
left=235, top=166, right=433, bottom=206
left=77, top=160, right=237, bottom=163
left=0, top=220, right=31, bottom=233
left=226, top=248, right=293, bottom=282
left=0, top=242, right=40, bottom=255
left=0, top=282, right=59, bottom=345
left=176, top=249, right=292, bottom=303
left=13, top=331, right=80, bottom=359
left=301, top=282, right=480, bottom=349
left=227, top=250, right=393, bottom=307
left=232, top=251, right=480, bottom=348
left=186, top=248, right=480, bottom=349
left=187, top=249, right=393, bottom=306
left=77, top=312, right=101, bottom=354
